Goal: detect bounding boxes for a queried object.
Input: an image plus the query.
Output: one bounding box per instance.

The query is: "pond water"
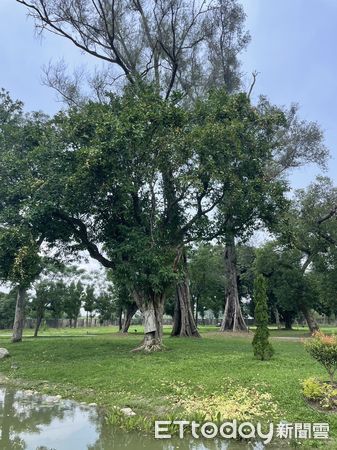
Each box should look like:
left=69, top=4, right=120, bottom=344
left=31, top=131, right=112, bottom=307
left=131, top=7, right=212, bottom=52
left=0, top=386, right=288, bottom=449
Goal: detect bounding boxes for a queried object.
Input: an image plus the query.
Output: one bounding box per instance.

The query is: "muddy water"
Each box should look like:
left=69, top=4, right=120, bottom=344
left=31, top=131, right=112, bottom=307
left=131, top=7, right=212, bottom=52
left=0, top=386, right=288, bottom=449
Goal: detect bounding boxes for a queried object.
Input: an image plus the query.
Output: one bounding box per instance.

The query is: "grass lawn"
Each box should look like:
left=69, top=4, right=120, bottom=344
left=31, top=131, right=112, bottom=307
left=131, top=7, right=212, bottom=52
left=0, top=325, right=337, bottom=447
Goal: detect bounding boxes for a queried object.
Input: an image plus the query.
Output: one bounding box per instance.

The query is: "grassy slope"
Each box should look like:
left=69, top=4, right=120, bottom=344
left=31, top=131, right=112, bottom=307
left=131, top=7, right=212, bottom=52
left=0, top=326, right=336, bottom=443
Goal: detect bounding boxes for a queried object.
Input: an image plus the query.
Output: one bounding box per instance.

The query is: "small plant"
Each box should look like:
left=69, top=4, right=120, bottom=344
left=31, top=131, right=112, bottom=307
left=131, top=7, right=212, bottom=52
left=302, top=377, right=325, bottom=400
left=302, top=377, right=337, bottom=410
left=305, top=332, right=337, bottom=383
left=252, top=275, right=274, bottom=361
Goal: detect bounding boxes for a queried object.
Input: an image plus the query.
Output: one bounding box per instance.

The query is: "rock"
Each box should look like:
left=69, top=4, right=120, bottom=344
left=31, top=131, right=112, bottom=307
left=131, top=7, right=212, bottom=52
left=24, top=390, right=34, bottom=396
left=88, top=402, right=97, bottom=407
left=120, top=407, right=136, bottom=416
left=0, top=348, right=10, bottom=359
left=45, top=395, right=62, bottom=403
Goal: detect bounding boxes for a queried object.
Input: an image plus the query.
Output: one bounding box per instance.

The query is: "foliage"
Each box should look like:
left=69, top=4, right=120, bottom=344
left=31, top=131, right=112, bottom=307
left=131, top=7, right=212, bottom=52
left=83, top=285, right=96, bottom=319
left=189, top=244, right=226, bottom=320
left=63, top=282, right=83, bottom=325
left=169, top=379, right=278, bottom=421
left=95, top=292, right=116, bottom=323
left=255, top=241, right=318, bottom=325
left=0, top=290, right=17, bottom=329
left=0, top=86, right=286, bottom=340
left=252, top=275, right=274, bottom=360
left=305, top=332, right=337, bottom=382
left=302, top=377, right=326, bottom=401
left=302, top=377, right=337, bottom=410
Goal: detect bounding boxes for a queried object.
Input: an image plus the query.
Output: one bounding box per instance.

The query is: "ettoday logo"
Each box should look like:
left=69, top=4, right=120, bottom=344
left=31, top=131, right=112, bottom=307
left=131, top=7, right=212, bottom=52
left=154, top=420, right=329, bottom=443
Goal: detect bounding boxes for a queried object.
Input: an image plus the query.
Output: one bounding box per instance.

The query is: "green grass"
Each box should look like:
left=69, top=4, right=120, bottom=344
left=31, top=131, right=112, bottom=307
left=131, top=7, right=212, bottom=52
left=0, top=326, right=337, bottom=446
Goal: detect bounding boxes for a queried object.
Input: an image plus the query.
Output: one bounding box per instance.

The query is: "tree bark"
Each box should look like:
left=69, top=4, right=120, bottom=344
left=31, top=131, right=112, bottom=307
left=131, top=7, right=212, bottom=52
left=122, top=302, right=138, bottom=333
left=34, top=315, right=43, bottom=338
left=220, top=239, right=248, bottom=332
left=12, top=286, right=27, bottom=343
left=171, top=276, right=201, bottom=337
left=300, top=304, right=319, bottom=334
left=132, top=290, right=164, bottom=352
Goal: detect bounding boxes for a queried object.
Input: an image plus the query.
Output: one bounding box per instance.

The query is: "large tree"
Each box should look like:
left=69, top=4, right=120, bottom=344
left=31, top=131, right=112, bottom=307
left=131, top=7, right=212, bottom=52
left=16, top=0, right=251, bottom=338
left=219, top=99, right=327, bottom=332
left=12, top=87, right=284, bottom=350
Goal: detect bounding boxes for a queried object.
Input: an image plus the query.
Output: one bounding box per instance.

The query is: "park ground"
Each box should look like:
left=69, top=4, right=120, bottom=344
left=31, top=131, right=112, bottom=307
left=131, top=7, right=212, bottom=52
left=1, top=325, right=337, bottom=448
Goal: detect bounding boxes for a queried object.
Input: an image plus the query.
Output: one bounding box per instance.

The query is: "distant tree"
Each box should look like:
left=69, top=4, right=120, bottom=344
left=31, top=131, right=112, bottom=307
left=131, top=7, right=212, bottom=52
left=63, top=281, right=83, bottom=328
left=252, top=275, right=274, bottom=361
left=83, top=285, right=96, bottom=327
left=30, top=282, right=50, bottom=337
left=275, top=177, right=337, bottom=332
left=95, top=292, right=115, bottom=324
left=189, top=244, right=226, bottom=323
left=30, top=280, right=68, bottom=336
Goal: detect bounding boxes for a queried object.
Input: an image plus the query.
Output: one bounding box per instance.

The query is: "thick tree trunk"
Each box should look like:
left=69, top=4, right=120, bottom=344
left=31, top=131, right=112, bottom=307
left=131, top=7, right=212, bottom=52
left=12, top=286, right=26, bottom=343
left=220, top=239, right=248, bottom=332
left=132, top=291, right=164, bottom=352
left=122, top=303, right=138, bottom=333
left=34, top=314, right=43, bottom=338
left=171, top=276, right=201, bottom=337
left=300, top=304, right=319, bottom=334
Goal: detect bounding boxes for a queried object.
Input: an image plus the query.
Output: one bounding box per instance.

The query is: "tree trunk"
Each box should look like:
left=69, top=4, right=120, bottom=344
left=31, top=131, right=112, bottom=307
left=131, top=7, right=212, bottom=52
left=118, top=308, right=123, bottom=332
left=284, top=312, right=293, bottom=330
left=195, top=296, right=199, bottom=324
left=273, top=306, right=281, bottom=329
left=34, top=314, right=43, bottom=338
left=132, top=290, right=164, bottom=352
left=220, top=239, right=248, bottom=332
left=171, top=276, right=201, bottom=337
left=300, top=304, right=319, bottom=334
left=122, top=303, right=138, bottom=333
left=12, top=286, right=26, bottom=343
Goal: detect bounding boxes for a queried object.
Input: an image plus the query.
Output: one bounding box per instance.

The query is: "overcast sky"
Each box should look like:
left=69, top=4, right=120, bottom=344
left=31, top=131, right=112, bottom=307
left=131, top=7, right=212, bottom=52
left=1, top=0, right=336, bottom=190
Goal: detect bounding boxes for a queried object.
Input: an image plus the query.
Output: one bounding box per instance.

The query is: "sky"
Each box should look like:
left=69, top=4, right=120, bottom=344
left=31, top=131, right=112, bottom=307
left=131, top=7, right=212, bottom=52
left=0, top=0, right=336, bottom=190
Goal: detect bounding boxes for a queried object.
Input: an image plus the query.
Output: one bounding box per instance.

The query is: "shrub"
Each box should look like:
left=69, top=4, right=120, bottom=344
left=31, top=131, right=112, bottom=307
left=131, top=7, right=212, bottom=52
left=302, top=377, right=325, bottom=400
left=302, top=377, right=337, bottom=410
left=305, top=332, right=337, bottom=383
left=252, top=275, right=274, bottom=360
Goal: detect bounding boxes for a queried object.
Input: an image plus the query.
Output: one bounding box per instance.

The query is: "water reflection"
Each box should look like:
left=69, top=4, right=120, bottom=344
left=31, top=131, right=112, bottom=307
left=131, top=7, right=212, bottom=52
left=0, top=386, right=285, bottom=449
